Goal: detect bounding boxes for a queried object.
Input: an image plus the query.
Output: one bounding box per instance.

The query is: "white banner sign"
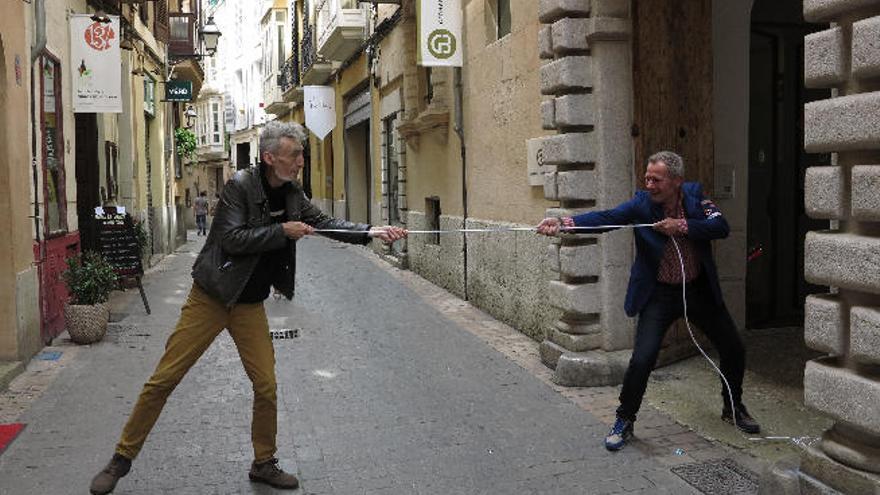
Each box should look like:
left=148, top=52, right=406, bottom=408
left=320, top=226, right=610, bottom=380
left=304, top=85, right=336, bottom=140
left=417, top=0, right=463, bottom=67
left=70, top=15, right=122, bottom=113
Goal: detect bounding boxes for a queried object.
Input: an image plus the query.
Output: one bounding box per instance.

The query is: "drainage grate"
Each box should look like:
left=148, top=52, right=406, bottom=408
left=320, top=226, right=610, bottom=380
left=671, top=458, right=758, bottom=495
left=270, top=328, right=299, bottom=340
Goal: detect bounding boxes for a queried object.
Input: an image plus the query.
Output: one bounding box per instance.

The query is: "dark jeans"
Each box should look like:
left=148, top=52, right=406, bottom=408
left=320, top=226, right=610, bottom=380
left=616, top=274, right=746, bottom=422
left=195, top=214, right=207, bottom=234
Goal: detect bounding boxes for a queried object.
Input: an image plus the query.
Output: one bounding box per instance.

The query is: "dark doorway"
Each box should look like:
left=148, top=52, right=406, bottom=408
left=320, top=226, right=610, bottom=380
left=747, top=1, right=830, bottom=328
left=236, top=142, right=251, bottom=170
left=75, top=113, right=100, bottom=251
left=344, top=120, right=371, bottom=224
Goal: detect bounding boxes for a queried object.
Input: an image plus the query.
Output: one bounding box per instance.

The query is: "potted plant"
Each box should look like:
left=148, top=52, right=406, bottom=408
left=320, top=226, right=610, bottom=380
left=174, top=127, right=197, bottom=161
left=62, top=251, right=118, bottom=344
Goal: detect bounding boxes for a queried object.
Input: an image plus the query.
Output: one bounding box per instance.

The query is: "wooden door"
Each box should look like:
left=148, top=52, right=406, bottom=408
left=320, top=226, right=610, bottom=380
left=632, top=0, right=714, bottom=190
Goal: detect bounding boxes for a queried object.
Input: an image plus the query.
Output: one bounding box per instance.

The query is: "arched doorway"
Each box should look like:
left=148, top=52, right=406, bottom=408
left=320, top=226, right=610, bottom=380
left=746, top=0, right=829, bottom=328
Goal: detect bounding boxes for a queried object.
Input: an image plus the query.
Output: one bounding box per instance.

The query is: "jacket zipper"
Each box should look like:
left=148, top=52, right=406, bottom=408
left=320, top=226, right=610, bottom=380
left=226, top=169, right=271, bottom=308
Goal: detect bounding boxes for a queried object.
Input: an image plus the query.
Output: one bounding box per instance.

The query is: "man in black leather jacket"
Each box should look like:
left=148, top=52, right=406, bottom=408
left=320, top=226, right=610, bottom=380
left=90, top=121, right=406, bottom=495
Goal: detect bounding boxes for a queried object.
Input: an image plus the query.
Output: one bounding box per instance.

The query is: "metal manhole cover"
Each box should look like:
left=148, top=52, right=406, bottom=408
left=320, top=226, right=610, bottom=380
left=671, top=458, right=758, bottom=494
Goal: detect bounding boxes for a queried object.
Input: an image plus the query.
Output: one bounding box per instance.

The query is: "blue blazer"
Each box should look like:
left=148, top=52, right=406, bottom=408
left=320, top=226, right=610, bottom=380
left=571, top=183, right=729, bottom=317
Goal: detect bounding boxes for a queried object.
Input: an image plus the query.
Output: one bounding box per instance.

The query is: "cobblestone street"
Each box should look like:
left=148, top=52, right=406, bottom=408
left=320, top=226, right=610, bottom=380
left=0, top=234, right=763, bottom=494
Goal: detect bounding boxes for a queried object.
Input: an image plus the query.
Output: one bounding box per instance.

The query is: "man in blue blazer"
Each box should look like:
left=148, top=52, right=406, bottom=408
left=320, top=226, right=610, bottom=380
left=538, top=151, right=760, bottom=451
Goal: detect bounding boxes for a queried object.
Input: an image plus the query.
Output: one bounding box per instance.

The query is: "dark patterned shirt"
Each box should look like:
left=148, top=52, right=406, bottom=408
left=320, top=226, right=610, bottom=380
left=657, top=202, right=701, bottom=284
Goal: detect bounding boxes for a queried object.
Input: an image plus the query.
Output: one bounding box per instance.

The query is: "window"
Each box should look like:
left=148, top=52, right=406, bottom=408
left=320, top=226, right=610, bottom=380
left=170, top=15, right=190, bottom=43
left=422, top=67, right=433, bottom=107
left=425, top=196, right=440, bottom=245
left=497, top=0, right=511, bottom=39
left=212, top=101, right=221, bottom=144
left=40, top=54, right=67, bottom=234
left=384, top=116, right=400, bottom=225
left=139, top=3, right=149, bottom=25
left=277, top=24, right=285, bottom=69
left=105, top=142, right=119, bottom=201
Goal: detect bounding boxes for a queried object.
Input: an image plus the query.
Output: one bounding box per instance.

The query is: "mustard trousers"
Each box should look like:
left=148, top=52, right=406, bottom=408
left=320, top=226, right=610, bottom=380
left=115, top=284, right=277, bottom=463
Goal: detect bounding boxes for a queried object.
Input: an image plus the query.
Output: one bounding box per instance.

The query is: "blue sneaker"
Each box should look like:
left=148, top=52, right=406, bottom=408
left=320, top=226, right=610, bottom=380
left=604, top=417, right=634, bottom=451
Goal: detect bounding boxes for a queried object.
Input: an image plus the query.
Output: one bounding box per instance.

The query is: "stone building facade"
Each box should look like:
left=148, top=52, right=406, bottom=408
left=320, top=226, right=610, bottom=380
left=765, top=0, right=880, bottom=492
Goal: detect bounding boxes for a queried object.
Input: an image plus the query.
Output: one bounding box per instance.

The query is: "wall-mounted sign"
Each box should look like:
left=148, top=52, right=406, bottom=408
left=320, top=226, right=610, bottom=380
left=70, top=14, right=122, bottom=113
left=165, top=80, right=193, bottom=102
left=417, top=0, right=463, bottom=67
left=304, top=85, right=336, bottom=140
left=143, top=76, right=155, bottom=116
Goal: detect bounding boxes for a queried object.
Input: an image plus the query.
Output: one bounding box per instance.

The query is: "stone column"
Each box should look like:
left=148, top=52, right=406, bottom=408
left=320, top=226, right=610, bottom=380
left=536, top=0, right=635, bottom=386
left=764, top=1, right=880, bottom=492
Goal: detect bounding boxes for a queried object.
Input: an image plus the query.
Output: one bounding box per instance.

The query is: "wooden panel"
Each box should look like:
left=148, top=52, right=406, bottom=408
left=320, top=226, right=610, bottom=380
left=632, top=0, right=714, bottom=192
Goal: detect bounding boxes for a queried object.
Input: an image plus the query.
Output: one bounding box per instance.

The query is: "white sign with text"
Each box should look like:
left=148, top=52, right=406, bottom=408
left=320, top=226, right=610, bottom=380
left=70, top=15, right=122, bottom=113
left=304, top=86, right=337, bottom=140
left=418, top=0, right=463, bottom=67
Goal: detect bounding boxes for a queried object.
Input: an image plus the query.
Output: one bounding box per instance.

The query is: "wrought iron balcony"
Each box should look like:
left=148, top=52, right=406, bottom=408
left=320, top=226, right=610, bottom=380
left=279, top=56, right=304, bottom=104
left=301, top=23, right=317, bottom=76
left=279, top=56, right=299, bottom=93
left=300, top=22, right=334, bottom=85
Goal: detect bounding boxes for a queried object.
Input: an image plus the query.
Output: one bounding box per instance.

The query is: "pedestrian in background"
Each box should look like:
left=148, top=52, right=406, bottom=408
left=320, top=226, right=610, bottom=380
left=89, top=121, right=407, bottom=494
left=193, top=191, right=209, bottom=236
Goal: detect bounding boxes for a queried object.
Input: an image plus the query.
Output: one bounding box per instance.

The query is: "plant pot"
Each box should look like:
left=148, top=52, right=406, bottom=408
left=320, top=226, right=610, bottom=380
left=64, top=302, right=110, bottom=344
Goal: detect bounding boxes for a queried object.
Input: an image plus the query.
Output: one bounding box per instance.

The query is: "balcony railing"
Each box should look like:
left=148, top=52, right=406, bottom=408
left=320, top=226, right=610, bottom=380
left=315, top=0, right=366, bottom=62
left=169, top=13, right=197, bottom=57
left=301, top=23, right=317, bottom=76
left=279, top=56, right=300, bottom=94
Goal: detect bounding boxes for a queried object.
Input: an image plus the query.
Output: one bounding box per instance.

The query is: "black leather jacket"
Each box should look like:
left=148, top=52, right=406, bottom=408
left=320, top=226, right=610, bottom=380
left=191, top=166, right=371, bottom=307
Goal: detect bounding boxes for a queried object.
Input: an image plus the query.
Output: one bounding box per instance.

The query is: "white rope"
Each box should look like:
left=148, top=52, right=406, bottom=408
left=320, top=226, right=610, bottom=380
left=316, top=220, right=819, bottom=448
left=313, top=224, right=656, bottom=235
left=670, top=237, right=819, bottom=448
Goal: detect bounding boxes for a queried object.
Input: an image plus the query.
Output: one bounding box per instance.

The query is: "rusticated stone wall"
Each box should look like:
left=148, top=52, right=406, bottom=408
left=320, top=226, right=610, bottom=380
left=536, top=0, right=636, bottom=386
left=764, top=0, right=880, bottom=492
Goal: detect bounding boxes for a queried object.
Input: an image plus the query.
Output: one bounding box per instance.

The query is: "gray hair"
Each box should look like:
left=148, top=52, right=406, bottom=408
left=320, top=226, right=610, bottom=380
left=648, top=151, right=685, bottom=179
left=259, top=121, right=307, bottom=157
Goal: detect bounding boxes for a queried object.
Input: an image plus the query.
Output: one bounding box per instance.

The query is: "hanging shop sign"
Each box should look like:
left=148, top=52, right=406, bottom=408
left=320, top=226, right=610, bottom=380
left=165, top=80, right=193, bottom=102
left=417, top=0, right=463, bottom=67
left=304, top=85, right=336, bottom=140
left=70, top=14, right=122, bottom=113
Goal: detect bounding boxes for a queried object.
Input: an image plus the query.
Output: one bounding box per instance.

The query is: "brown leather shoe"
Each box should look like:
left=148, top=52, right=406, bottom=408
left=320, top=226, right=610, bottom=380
left=249, top=458, right=300, bottom=489
left=722, top=404, right=761, bottom=434
left=89, top=453, right=131, bottom=495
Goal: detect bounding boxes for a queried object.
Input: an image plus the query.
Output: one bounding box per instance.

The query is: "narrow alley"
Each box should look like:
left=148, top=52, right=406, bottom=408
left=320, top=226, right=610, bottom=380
left=0, top=233, right=760, bottom=494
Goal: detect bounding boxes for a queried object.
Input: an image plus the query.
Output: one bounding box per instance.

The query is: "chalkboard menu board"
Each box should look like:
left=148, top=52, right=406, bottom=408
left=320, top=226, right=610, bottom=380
left=95, top=207, right=150, bottom=314
left=96, top=211, right=143, bottom=277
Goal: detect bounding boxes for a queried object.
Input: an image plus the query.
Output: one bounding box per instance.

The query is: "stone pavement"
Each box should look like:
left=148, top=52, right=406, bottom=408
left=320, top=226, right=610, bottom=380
left=0, top=233, right=766, bottom=494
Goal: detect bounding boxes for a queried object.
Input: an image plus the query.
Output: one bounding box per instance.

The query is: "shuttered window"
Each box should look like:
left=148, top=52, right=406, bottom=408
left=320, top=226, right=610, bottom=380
left=154, top=0, right=169, bottom=42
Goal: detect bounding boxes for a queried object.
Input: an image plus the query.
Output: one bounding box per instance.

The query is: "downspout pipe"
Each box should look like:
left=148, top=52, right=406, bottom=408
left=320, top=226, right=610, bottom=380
left=453, top=66, right=468, bottom=301
left=31, top=0, right=46, bottom=242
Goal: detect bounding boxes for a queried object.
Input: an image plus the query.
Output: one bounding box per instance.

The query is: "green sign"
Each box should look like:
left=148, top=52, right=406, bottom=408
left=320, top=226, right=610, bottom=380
left=165, top=80, right=193, bottom=102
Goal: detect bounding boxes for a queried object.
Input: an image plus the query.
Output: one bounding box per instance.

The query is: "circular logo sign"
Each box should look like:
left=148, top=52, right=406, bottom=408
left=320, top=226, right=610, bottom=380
left=84, top=22, right=116, bottom=51
left=427, top=29, right=457, bottom=60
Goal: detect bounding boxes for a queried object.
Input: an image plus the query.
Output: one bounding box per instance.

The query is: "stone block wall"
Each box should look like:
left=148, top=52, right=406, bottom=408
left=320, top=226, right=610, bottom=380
left=406, top=212, right=561, bottom=341
left=536, top=0, right=635, bottom=386
left=781, top=1, right=880, bottom=492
